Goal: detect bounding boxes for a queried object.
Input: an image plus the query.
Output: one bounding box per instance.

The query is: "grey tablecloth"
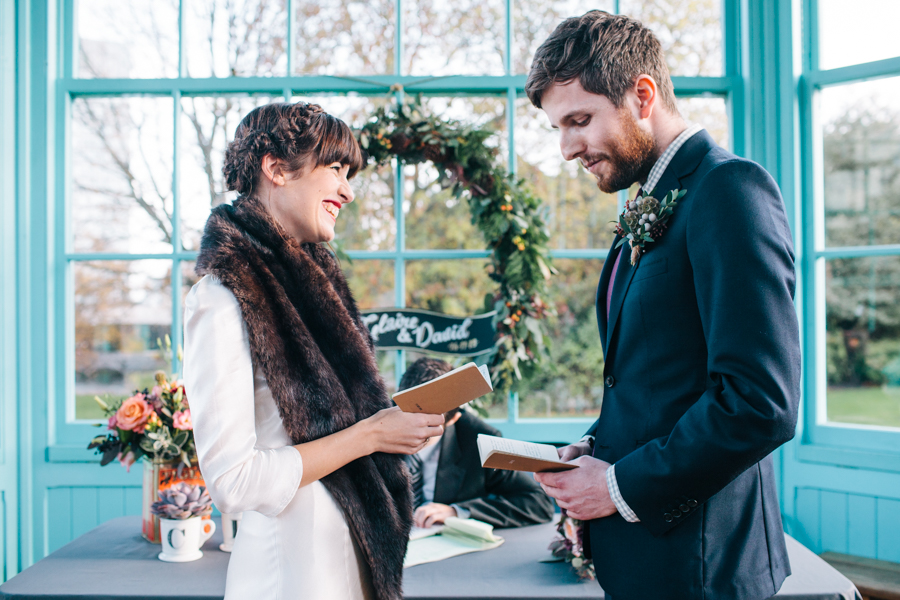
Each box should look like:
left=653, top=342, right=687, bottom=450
left=0, top=516, right=860, bottom=600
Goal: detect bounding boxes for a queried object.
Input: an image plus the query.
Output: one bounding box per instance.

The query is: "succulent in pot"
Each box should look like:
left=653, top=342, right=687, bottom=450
left=150, top=482, right=213, bottom=520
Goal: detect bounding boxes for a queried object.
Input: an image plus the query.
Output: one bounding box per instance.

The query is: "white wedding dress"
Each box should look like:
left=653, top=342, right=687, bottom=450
left=184, top=275, right=375, bottom=600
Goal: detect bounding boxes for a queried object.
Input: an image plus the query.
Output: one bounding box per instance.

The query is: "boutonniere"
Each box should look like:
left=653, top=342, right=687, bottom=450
left=614, top=187, right=686, bottom=265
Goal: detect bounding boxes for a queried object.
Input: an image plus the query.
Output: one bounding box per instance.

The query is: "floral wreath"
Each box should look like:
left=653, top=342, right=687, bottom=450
left=356, top=94, right=555, bottom=396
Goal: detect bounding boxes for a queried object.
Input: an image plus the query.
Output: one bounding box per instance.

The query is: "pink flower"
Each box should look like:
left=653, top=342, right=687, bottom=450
left=564, top=518, right=579, bottom=544
left=117, top=450, right=136, bottom=472
left=107, top=413, right=118, bottom=431
left=172, top=409, right=193, bottom=431
left=115, top=393, right=152, bottom=432
left=150, top=385, right=162, bottom=398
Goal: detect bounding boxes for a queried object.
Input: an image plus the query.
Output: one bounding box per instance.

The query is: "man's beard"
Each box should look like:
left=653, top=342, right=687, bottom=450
left=585, top=109, right=658, bottom=194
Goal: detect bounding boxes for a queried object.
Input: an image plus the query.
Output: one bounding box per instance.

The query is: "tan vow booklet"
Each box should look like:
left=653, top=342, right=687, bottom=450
left=393, top=362, right=492, bottom=414
left=477, top=434, right=578, bottom=473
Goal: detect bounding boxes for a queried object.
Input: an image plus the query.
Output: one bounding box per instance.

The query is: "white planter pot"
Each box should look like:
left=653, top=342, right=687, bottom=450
left=158, top=516, right=216, bottom=563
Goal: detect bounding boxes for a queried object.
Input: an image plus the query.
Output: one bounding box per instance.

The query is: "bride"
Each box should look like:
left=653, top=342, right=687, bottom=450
left=184, top=101, right=443, bottom=600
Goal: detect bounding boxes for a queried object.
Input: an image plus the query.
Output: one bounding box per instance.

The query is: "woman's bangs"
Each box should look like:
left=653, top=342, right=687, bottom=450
left=315, top=114, right=365, bottom=178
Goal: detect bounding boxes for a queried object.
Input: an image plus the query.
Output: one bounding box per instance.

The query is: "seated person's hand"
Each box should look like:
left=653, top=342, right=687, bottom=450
left=557, top=440, right=592, bottom=462
left=414, top=502, right=457, bottom=528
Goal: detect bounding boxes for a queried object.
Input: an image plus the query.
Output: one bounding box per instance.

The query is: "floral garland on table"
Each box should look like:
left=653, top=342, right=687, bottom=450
left=549, top=511, right=595, bottom=580
left=88, top=370, right=195, bottom=470
left=356, top=95, right=555, bottom=395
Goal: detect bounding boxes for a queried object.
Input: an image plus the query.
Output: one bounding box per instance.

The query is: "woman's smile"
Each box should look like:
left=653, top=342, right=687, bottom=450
left=323, top=199, right=341, bottom=221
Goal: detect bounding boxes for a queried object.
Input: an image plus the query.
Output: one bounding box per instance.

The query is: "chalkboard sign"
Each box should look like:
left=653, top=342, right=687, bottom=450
left=361, top=309, right=496, bottom=356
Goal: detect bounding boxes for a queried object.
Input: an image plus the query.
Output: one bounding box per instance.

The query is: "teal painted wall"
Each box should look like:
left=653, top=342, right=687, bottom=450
left=45, top=487, right=142, bottom=554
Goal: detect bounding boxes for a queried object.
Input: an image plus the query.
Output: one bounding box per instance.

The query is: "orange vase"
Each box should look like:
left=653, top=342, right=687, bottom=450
left=141, top=459, right=205, bottom=543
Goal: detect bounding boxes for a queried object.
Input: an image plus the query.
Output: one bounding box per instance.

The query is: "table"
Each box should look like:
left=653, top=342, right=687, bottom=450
left=0, top=517, right=860, bottom=600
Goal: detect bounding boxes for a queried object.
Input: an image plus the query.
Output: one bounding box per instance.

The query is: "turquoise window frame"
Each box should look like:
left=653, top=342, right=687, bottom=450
left=796, top=0, right=900, bottom=470
left=49, top=0, right=741, bottom=460
left=2, top=0, right=20, bottom=580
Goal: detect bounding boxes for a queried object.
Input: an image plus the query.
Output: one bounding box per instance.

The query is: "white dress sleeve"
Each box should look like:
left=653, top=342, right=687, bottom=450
left=183, top=275, right=303, bottom=517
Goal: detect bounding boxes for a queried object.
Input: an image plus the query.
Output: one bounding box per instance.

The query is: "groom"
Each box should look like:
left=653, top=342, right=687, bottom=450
left=527, top=11, right=801, bottom=600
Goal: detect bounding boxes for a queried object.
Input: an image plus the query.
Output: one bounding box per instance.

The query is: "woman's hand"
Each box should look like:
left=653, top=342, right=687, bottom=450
left=293, top=407, right=443, bottom=488
left=362, top=406, right=445, bottom=455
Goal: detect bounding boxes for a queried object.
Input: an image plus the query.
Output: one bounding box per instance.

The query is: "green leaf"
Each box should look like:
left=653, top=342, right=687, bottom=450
left=525, top=316, right=543, bottom=340
left=536, top=256, right=552, bottom=281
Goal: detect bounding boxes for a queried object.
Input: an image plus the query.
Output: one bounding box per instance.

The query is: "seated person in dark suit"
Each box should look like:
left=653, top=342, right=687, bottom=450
left=400, top=358, right=555, bottom=529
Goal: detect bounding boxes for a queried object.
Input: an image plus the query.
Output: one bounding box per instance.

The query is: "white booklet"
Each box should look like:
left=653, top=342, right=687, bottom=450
left=409, top=524, right=444, bottom=541
left=477, top=434, right=578, bottom=473
left=404, top=517, right=504, bottom=568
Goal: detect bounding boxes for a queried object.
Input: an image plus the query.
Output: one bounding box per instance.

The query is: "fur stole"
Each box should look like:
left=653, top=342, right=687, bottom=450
left=195, top=196, right=412, bottom=600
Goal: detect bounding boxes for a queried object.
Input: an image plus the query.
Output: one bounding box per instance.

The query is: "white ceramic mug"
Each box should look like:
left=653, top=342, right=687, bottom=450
left=158, top=516, right=216, bottom=562
left=219, top=512, right=242, bottom=552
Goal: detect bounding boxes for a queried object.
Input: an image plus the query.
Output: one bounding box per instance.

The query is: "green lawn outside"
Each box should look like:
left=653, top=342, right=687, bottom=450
left=827, top=386, right=900, bottom=428
left=76, top=394, right=116, bottom=421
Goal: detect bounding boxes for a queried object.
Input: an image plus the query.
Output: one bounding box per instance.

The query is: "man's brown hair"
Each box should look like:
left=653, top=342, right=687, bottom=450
left=525, top=10, right=679, bottom=115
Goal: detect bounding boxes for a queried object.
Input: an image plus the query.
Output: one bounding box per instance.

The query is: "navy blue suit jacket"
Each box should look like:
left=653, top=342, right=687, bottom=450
left=586, top=131, right=801, bottom=600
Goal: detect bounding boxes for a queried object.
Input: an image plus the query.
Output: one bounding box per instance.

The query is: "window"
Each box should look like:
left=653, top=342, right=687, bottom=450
left=802, top=0, right=900, bottom=453
left=61, top=0, right=733, bottom=447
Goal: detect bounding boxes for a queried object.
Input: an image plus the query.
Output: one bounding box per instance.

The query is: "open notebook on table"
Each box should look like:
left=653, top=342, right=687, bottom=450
left=404, top=517, right=504, bottom=568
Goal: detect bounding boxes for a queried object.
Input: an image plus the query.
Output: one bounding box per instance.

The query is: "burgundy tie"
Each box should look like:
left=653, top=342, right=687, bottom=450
left=606, top=248, right=624, bottom=320
left=607, top=188, right=641, bottom=319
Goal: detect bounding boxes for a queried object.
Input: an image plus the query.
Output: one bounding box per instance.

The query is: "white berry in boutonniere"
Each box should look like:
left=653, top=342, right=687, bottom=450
left=613, top=187, right=686, bottom=265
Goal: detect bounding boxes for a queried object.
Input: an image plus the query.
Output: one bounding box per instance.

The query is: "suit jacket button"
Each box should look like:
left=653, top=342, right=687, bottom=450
left=605, top=376, right=616, bottom=388
left=664, top=513, right=673, bottom=523
left=679, top=504, right=690, bottom=512
left=671, top=509, right=682, bottom=518
left=687, top=499, right=698, bottom=508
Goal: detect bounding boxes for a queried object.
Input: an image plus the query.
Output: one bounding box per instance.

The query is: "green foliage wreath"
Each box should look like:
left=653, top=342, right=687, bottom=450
left=357, top=96, right=556, bottom=395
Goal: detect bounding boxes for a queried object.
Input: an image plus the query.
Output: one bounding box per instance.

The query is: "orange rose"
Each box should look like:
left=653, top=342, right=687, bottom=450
left=115, top=394, right=152, bottom=432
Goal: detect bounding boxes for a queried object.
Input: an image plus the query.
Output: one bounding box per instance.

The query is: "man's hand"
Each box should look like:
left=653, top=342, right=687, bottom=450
left=534, top=455, right=617, bottom=521
left=557, top=440, right=592, bottom=462
left=414, top=502, right=457, bottom=528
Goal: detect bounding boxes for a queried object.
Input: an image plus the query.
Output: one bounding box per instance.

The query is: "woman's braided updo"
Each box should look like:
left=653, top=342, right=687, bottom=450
left=223, top=102, right=364, bottom=198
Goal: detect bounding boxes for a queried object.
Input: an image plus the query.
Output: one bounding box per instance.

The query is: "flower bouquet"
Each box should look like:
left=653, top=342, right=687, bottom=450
left=548, top=511, right=595, bottom=580
left=88, top=370, right=201, bottom=543
left=87, top=371, right=195, bottom=469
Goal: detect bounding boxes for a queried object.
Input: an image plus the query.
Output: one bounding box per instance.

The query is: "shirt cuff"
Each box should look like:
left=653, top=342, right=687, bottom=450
left=607, top=463, right=640, bottom=523
left=451, top=503, right=471, bottom=519
left=262, top=445, right=305, bottom=517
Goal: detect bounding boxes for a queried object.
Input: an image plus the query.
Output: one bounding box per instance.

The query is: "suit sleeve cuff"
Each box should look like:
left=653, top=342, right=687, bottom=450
left=607, top=463, right=640, bottom=523
left=451, top=504, right=471, bottom=519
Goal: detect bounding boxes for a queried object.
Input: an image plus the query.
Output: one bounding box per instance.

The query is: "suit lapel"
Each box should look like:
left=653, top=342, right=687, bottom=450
left=433, top=422, right=465, bottom=504
left=596, top=237, right=622, bottom=356
left=603, top=130, right=715, bottom=356
left=605, top=244, right=638, bottom=351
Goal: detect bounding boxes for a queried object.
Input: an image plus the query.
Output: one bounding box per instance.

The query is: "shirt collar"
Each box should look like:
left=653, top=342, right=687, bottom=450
left=417, top=436, right=442, bottom=463
left=642, top=124, right=703, bottom=193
